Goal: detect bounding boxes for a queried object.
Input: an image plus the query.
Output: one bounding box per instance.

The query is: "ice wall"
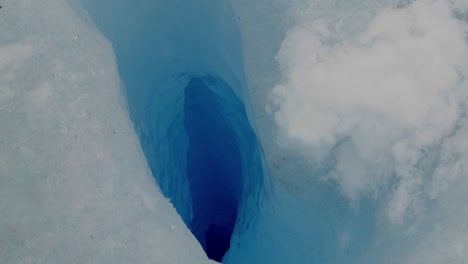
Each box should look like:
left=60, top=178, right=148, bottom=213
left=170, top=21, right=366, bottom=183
left=0, top=0, right=213, bottom=263
left=235, top=0, right=468, bottom=263
left=77, top=0, right=266, bottom=262
left=3, top=0, right=468, bottom=263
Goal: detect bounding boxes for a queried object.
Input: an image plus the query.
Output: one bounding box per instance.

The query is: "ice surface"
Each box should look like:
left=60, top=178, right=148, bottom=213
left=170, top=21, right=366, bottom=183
left=75, top=0, right=266, bottom=262
left=0, top=0, right=214, bottom=263
left=237, top=0, right=468, bottom=263
left=2, top=0, right=468, bottom=263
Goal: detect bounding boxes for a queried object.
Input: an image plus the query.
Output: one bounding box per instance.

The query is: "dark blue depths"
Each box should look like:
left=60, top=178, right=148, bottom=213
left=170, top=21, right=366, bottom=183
left=78, top=0, right=265, bottom=262
left=184, top=77, right=243, bottom=261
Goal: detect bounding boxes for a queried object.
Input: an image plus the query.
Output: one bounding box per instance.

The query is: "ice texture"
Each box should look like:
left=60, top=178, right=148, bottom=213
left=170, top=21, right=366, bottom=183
left=0, top=0, right=214, bottom=263
left=77, top=0, right=266, bottom=261
left=236, top=0, right=468, bottom=263
left=2, top=0, right=468, bottom=263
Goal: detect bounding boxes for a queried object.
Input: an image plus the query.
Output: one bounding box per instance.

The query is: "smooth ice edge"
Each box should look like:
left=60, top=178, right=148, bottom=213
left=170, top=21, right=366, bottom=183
left=76, top=0, right=267, bottom=262
left=0, top=0, right=214, bottom=263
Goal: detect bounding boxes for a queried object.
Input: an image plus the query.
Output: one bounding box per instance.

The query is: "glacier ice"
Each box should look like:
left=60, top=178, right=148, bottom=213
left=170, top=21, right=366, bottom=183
left=77, top=0, right=266, bottom=261
left=238, top=0, right=468, bottom=263
left=2, top=0, right=468, bottom=263
left=0, top=0, right=214, bottom=263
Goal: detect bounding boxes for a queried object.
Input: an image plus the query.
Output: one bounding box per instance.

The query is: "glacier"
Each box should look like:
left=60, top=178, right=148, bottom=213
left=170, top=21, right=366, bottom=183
left=1, top=0, right=468, bottom=263
left=0, top=0, right=214, bottom=263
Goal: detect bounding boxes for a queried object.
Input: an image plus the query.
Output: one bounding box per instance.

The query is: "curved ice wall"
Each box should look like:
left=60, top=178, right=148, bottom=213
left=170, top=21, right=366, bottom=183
left=78, top=0, right=265, bottom=262
left=3, top=0, right=468, bottom=263
left=74, top=0, right=468, bottom=263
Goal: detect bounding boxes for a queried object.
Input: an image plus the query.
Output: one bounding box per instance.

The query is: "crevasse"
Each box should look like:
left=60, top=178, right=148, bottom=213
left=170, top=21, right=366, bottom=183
left=78, top=0, right=266, bottom=262
left=75, top=0, right=468, bottom=263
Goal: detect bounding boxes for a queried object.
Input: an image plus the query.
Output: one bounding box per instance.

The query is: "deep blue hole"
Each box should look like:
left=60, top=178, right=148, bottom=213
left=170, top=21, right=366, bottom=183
left=77, top=1, right=265, bottom=262
left=184, top=77, right=243, bottom=262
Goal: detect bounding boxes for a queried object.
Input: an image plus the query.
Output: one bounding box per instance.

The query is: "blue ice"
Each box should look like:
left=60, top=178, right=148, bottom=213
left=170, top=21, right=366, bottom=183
left=76, top=0, right=468, bottom=263
left=79, top=0, right=265, bottom=262
left=3, top=0, right=468, bottom=263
